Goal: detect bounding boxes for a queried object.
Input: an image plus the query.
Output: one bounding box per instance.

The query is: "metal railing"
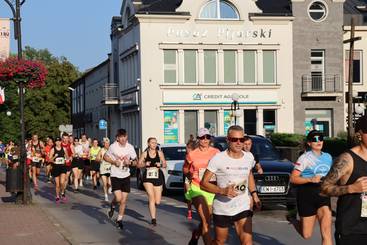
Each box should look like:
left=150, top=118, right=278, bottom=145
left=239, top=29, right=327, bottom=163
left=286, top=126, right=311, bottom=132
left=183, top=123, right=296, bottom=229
left=102, top=83, right=119, bottom=101
left=302, top=74, right=342, bottom=93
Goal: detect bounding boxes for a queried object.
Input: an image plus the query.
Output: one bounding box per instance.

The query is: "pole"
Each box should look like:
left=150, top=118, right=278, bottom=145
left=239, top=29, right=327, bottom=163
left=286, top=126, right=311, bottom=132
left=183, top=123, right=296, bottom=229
left=234, top=101, right=237, bottom=125
left=347, top=17, right=355, bottom=147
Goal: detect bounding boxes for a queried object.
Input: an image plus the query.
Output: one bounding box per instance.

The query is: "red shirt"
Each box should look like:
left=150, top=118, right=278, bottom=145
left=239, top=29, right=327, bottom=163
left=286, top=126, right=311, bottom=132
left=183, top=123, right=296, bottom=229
left=61, top=142, right=72, bottom=166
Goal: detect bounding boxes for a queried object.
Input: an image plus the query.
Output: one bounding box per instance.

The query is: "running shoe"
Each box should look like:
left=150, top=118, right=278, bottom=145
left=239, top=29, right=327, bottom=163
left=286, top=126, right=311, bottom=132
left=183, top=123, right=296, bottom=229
left=151, top=219, right=157, bottom=226
left=108, top=187, right=112, bottom=194
left=108, top=203, right=115, bottom=218
left=104, top=195, right=109, bottom=202
left=73, top=188, right=79, bottom=193
left=187, top=209, right=192, bottom=220
left=116, top=220, right=123, bottom=230
left=97, top=180, right=100, bottom=187
left=61, top=193, right=67, bottom=203
left=56, top=197, right=60, bottom=204
left=93, top=186, right=97, bottom=190
left=79, top=181, right=83, bottom=187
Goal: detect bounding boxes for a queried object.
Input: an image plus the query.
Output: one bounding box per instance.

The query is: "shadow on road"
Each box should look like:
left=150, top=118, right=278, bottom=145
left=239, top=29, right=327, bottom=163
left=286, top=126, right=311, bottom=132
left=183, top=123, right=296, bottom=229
left=69, top=202, right=115, bottom=225
left=254, top=232, right=286, bottom=245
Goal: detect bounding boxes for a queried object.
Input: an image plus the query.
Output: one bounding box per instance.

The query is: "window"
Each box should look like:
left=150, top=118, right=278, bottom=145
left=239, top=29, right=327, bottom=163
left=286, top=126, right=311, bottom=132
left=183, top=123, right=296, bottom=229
left=345, top=50, right=363, bottom=84
left=184, top=111, right=198, bottom=142
left=200, top=0, right=239, bottom=20
left=311, top=49, right=325, bottom=91
left=204, top=50, right=217, bottom=84
left=164, top=111, right=179, bottom=143
left=164, top=50, right=177, bottom=84
left=308, top=1, right=328, bottom=22
left=263, top=110, right=276, bottom=136
left=244, top=110, right=257, bottom=135
left=305, top=109, right=332, bottom=137
left=184, top=50, right=197, bottom=84
left=204, top=111, right=218, bottom=136
left=243, top=51, right=256, bottom=84
left=223, top=50, right=236, bottom=84
left=263, top=51, right=276, bottom=84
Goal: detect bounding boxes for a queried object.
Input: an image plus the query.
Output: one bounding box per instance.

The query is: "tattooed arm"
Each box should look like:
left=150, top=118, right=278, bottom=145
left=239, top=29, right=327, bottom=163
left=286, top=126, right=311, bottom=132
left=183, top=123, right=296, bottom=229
left=321, top=152, right=367, bottom=196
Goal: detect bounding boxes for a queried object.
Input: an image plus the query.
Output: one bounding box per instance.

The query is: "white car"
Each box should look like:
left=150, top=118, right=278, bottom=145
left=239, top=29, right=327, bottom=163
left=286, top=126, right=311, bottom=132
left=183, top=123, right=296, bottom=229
left=136, top=143, right=186, bottom=192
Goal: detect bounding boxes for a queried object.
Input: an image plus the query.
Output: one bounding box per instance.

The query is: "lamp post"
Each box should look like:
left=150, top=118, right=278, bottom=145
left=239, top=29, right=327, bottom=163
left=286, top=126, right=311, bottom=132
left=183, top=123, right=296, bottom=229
left=231, top=93, right=240, bottom=125
left=3, top=0, right=31, bottom=204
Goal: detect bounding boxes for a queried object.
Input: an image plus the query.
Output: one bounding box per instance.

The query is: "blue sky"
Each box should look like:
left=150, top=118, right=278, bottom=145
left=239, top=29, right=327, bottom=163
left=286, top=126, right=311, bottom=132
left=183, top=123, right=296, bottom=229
left=0, top=0, right=122, bottom=71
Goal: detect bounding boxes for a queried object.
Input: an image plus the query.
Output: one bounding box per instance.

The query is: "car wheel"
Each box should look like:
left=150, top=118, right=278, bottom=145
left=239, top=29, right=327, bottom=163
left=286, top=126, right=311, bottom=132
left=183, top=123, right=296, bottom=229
left=136, top=169, right=144, bottom=190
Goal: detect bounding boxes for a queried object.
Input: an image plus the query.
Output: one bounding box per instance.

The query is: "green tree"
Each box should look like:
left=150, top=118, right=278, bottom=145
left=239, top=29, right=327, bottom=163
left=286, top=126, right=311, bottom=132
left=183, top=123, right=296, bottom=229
left=0, top=46, right=80, bottom=142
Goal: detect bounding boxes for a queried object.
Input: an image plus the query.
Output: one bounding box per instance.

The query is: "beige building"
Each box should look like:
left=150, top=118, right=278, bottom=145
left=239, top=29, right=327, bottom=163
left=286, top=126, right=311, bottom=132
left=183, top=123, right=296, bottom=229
left=106, top=0, right=295, bottom=149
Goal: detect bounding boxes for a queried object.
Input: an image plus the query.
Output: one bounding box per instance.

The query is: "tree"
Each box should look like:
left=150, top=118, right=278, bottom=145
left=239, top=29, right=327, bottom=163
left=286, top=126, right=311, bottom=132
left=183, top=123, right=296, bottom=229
left=0, top=47, right=80, bottom=142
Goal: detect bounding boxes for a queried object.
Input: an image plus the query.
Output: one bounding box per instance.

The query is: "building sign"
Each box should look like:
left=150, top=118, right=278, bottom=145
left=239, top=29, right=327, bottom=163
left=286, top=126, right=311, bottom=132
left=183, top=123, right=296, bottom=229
left=164, top=110, right=179, bottom=143
left=163, top=90, right=278, bottom=105
left=98, top=119, right=107, bottom=130
left=167, top=27, right=272, bottom=40
left=120, top=92, right=138, bottom=108
left=0, top=18, right=11, bottom=61
left=224, top=110, right=234, bottom=134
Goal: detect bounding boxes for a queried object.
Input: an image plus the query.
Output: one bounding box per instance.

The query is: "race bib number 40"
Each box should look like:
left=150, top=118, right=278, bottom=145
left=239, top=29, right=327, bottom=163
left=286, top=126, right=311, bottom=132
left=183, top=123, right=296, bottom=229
left=55, top=157, right=65, bottom=165
left=147, top=168, right=159, bottom=179
left=234, top=180, right=248, bottom=194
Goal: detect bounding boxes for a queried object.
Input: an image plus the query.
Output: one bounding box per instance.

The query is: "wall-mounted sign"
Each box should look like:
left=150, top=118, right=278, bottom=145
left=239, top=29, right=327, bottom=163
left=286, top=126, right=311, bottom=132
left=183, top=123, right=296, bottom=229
left=120, top=91, right=138, bottom=108
left=99, top=119, right=107, bottom=130
left=0, top=18, right=10, bottom=62
left=164, top=111, right=179, bottom=143
left=163, top=89, right=278, bottom=105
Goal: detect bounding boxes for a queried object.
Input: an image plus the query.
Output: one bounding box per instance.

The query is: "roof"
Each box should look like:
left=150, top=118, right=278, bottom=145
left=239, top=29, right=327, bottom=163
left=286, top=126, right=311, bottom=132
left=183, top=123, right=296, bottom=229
left=255, top=0, right=292, bottom=15
left=344, top=0, right=367, bottom=25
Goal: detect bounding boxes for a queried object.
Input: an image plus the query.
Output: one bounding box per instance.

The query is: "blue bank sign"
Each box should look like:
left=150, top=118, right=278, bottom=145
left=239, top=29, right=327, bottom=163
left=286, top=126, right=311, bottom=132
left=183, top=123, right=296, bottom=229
left=98, top=119, right=107, bottom=130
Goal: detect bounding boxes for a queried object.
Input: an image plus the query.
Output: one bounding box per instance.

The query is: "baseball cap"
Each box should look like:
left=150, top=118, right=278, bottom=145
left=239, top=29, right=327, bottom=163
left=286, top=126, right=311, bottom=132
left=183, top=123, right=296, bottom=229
left=55, top=137, right=61, bottom=142
left=306, top=130, right=324, bottom=142
left=197, top=128, right=211, bottom=137
left=355, top=115, right=367, bottom=133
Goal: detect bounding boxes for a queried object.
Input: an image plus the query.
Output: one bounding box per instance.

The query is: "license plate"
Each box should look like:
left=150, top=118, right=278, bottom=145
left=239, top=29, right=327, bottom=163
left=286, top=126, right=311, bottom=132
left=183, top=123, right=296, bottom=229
left=260, top=186, right=285, bottom=193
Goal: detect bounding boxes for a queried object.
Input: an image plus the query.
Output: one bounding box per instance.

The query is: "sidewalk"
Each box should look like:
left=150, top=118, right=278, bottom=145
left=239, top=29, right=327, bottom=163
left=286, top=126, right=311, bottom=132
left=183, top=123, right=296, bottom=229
left=0, top=167, right=70, bottom=245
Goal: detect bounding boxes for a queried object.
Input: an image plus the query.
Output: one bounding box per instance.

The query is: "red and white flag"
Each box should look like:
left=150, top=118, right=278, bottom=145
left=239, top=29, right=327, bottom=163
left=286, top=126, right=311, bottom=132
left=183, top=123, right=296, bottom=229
left=0, top=87, right=4, bottom=104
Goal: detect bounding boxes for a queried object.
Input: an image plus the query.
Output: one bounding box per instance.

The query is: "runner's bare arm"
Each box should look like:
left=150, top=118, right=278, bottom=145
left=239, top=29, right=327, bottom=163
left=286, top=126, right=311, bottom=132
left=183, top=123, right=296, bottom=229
left=248, top=171, right=261, bottom=209
left=137, top=151, right=147, bottom=168
left=200, top=169, right=237, bottom=198
left=158, top=150, right=167, bottom=168
left=321, top=153, right=353, bottom=196
left=103, top=153, right=119, bottom=166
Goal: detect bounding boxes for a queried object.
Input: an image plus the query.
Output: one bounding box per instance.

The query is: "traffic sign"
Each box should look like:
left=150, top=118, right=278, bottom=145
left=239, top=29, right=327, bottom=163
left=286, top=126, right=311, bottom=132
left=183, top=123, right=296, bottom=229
left=99, top=119, right=107, bottom=130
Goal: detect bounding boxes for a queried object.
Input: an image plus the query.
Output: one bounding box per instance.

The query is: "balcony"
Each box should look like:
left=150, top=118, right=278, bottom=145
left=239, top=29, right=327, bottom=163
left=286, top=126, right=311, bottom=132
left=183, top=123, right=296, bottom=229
left=102, top=83, right=119, bottom=105
left=302, top=75, right=343, bottom=97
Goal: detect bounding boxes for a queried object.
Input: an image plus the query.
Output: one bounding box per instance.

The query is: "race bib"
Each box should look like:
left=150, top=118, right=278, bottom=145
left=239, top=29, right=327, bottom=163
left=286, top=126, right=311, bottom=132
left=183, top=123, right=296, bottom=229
left=234, top=180, right=248, bottom=194
left=146, top=168, right=159, bottom=179
left=55, top=157, right=65, bottom=165
left=32, top=157, right=40, bottom=162
left=13, top=155, right=19, bottom=160
left=361, top=193, right=367, bottom=218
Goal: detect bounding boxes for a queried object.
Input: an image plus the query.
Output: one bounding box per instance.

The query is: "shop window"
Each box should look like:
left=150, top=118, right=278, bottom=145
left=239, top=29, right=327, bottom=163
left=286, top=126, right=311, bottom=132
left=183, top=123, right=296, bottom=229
left=164, top=111, right=179, bottom=143
left=224, top=50, right=236, bottom=84
left=244, top=110, right=257, bottom=135
left=204, top=110, right=218, bottom=136
left=199, top=0, right=239, bottom=20
left=243, top=50, right=256, bottom=84
left=164, top=50, right=177, bottom=84
left=184, top=50, right=197, bottom=84
left=184, top=111, right=198, bottom=142
left=204, top=50, right=217, bottom=84
left=345, top=50, right=363, bottom=84
left=305, top=109, right=332, bottom=137
left=263, top=110, right=276, bottom=136
left=308, top=1, right=328, bottom=22
left=263, top=50, right=276, bottom=84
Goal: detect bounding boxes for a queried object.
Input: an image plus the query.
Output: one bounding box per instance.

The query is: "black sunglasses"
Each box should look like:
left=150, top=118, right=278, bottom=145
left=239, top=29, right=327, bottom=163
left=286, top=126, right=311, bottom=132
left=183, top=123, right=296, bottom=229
left=228, top=137, right=246, bottom=143
left=197, top=134, right=211, bottom=140
left=311, top=135, right=324, bottom=142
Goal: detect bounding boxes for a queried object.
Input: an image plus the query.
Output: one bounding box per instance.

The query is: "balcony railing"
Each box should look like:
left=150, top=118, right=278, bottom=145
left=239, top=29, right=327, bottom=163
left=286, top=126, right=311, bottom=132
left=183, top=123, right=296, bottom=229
left=302, top=75, right=342, bottom=95
left=102, top=83, right=119, bottom=104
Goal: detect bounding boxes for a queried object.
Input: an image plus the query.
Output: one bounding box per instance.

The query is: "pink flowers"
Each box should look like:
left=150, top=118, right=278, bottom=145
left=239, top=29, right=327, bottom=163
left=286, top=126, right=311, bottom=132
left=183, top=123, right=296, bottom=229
left=0, top=57, right=47, bottom=89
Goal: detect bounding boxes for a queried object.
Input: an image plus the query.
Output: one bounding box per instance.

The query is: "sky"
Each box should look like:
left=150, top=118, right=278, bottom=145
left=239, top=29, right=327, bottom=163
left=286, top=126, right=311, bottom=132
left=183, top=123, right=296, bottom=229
left=0, top=0, right=122, bottom=72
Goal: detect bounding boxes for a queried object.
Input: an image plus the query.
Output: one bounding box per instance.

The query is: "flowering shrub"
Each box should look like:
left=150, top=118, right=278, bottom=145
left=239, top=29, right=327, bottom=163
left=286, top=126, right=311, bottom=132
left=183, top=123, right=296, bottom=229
left=0, top=57, right=47, bottom=88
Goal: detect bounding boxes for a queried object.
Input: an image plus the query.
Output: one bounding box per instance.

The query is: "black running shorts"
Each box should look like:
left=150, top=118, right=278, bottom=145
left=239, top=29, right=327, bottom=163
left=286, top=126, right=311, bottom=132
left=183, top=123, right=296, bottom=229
left=52, top=165, right=67, bottom=177
left=213, top=210, right=253, bottom=228
left=111, top=176, right=130, bottom=193
left=297, top=183, right=331, bottom=217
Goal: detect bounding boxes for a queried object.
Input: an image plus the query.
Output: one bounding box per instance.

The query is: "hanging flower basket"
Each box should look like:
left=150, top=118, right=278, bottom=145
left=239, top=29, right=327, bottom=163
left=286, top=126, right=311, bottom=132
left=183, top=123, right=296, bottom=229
left=0, top=57, right=47, bottom=89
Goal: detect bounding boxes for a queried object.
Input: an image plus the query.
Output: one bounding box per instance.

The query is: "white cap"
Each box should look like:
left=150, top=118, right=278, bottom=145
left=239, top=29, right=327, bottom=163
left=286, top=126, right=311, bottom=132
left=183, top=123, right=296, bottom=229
left=197, top=128, right=211, bottom=137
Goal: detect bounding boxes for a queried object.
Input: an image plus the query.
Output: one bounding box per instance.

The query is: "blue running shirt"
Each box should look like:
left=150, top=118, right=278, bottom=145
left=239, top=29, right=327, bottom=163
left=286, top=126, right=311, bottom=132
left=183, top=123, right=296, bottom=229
left=295, top=151, right=332, bottom=178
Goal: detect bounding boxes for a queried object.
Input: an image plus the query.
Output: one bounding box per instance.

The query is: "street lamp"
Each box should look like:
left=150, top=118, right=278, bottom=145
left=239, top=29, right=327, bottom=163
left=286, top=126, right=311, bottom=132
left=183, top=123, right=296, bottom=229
left=3, top=0, right=31, bottom=204
left=231, top=93, right=240, bottom=125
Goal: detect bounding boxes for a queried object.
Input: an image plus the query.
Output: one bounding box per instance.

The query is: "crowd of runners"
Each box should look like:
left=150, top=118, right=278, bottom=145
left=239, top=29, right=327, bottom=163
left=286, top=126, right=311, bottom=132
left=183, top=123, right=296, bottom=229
left=0, top=114, right=366, bottom=245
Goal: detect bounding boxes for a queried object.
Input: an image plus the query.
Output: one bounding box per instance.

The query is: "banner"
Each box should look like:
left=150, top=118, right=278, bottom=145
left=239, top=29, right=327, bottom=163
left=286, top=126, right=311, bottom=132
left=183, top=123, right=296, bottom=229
left=164, top=111, right=179, bottom=143
left=0, top=87, right=4, bottom=104
left=0, top=18, right=11, bottom=61
left=223, top=110, right=234, bottom=134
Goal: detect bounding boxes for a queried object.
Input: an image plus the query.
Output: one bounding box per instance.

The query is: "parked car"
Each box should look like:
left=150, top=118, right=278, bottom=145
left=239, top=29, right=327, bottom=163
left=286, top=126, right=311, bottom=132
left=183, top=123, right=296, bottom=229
left=213, top=136, right=296, bottom=208
left=136, top=144, right=186, bottom=192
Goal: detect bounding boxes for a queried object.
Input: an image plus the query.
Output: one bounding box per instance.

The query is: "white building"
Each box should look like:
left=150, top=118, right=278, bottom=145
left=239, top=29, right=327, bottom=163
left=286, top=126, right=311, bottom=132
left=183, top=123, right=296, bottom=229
left=105, top=0, right=295, bottom=149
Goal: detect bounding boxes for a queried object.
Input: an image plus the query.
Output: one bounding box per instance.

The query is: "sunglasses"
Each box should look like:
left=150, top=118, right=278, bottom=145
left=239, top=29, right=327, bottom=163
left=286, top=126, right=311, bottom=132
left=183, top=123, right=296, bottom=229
left=311, top=135, right=324, bottom=142
left=197, top=135, right=211, bottom=140
left=228, top=137, right=246, bottom=143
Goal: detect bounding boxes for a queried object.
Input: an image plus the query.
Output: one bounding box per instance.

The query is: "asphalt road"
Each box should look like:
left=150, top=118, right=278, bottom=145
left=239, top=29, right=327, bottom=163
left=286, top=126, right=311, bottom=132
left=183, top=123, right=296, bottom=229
left=31, top=173, right=329, bottom=245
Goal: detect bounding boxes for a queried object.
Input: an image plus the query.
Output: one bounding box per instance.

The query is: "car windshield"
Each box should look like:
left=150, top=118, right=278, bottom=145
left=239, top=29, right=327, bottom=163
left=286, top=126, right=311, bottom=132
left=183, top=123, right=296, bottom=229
left=161, top=146, right=187, bottom=161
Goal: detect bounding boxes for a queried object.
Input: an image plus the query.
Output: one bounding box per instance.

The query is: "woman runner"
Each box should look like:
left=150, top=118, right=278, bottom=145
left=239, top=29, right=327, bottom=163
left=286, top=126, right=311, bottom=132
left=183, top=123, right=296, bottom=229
left=97, top=138, right=112, bottom=201
left=90, top=139, right=101, bottom=190
left=138, top=137, right=167, bottom=226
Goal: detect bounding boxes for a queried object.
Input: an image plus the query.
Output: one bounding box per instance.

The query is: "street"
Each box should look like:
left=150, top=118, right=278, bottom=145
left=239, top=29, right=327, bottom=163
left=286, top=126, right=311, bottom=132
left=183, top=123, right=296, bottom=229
left=26, top=171, right=328, bottom=245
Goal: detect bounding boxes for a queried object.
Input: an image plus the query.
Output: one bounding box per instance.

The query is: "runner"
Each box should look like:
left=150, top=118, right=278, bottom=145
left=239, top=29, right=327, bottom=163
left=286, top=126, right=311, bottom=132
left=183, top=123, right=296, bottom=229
left=96, top=137, right=112, bottom=201
left=201, top=125, right=261, bottom=245
left=103, top=128, right=137, bottom=230
left=183, top=128, right=219, bottom=245
left=0, top=139, right=5, bottom=166
left=61, top=133, right=74, bottom=190
left=243, top=136, right=263, bottom=174
left=138, top=137, right=167, bottom=226
left=90, top=139, right=101, bottom=190
left=183, top=139, right=196, bottom=220
left=44, top=137, right=54, bottom=183
left=321, top=115, right=367, bottom=245
left=29, top=134, right=44, bottom=193
left=72, top=138, right=84, bottom=192
left=80, top=133, right=90, bottom=184
left=288, top=130, right=333, bottom=244
left=49, top=137, right=69, bottom=203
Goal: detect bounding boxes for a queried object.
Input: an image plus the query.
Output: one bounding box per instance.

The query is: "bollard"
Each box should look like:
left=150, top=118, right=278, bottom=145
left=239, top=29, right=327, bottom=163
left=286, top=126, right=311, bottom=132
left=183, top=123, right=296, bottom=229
left=6, top=167, right=23, bottom=193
